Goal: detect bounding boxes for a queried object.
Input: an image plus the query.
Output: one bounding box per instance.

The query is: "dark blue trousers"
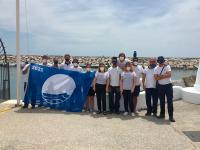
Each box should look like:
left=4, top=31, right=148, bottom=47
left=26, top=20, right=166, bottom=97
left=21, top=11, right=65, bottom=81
left=157, top=83, right=174, bottom=117
left=145, top=88, right=158, bottom=114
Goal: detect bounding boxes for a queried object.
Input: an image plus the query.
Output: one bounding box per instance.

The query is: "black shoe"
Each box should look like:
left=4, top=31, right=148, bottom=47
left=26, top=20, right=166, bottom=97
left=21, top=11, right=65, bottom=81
left=22, top=104, right=28, bottom=108
left=153, top=113, right=157, bottom=117
left=157, top=115, right=165, bottom=119
left=103, top=111, right=107, bottom=115
left=38, top=104, right=43, bottom=107
left=108, top=111, right=113, bottom=114
left=169, top=117, right=176, bottom=122
left=115, top=111, right=120, bottom=115
left=145, top=112, right=151, bottom=116
left=31, top=105, right=35, bottom=109
left=96, top=111, right=101, bottom=114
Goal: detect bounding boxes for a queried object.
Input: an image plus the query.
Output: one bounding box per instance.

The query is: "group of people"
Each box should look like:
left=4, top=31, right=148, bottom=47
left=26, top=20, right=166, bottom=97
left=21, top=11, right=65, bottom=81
left=22, top=52, right=175, bottom=122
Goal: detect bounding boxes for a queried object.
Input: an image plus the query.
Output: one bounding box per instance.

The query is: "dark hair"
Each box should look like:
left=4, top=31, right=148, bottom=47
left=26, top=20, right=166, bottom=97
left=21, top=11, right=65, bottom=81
left=42, top=55, right=48, bottom=59
left=132, top=57, right=138, bottom=62
left=72, top=58, right=79, bottom=64
left=125, top=62, right=131, bottom=67
left=118, top=53, right=126, bottom=58
left=98, top=63, right=105, bottom=72
left=112, top=57, right=118, bottom=62
left=157, top=56, right=165, bottom=64
left=86, top=62, right=92, bottom=68
left=64, top=54, right=70, bottom=58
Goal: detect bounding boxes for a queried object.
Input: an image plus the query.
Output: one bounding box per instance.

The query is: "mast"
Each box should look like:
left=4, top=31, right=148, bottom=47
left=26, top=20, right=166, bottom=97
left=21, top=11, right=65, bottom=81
left=16, top=0, right=21, bottom=105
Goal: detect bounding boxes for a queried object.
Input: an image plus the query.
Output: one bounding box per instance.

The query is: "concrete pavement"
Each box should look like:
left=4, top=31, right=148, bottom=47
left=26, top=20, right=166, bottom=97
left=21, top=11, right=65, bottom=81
left=0, top=100, right=199, bottom=150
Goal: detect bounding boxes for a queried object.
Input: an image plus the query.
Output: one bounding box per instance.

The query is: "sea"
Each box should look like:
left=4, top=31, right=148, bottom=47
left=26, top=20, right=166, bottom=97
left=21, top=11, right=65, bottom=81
left=9, top=67, right=197, bottom=99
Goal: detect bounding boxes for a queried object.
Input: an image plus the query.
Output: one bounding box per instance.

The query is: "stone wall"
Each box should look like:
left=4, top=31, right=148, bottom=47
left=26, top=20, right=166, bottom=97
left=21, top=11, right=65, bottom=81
left=0, top=55, right=199, bottom=69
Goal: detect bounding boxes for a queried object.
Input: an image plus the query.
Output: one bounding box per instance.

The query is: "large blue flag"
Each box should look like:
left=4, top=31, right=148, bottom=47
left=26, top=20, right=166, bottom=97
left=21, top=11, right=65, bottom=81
left=24, top=63, right=95, bottom=112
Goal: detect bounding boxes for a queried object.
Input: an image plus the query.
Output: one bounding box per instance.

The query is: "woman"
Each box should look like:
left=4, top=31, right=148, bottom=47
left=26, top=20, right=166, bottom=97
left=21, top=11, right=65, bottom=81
left=120, top=62, right=136, bottom=116
left=93, top=63, right=109, bottom=115
left=84, top=63, right=95, bottom=112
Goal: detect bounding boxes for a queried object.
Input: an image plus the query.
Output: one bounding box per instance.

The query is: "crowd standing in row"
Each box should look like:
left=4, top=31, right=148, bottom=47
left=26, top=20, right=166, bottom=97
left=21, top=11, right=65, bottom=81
left=22, top=52, right=175, bottom=122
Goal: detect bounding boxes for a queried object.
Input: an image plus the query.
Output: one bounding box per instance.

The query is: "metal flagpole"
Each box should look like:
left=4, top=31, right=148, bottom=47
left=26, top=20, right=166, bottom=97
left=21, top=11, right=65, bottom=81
left=16, top=0, right=21, bottom=106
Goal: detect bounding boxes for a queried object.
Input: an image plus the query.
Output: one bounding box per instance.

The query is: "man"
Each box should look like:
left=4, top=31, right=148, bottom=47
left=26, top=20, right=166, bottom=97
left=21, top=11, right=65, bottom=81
left=61, top=54, right=73, bottom=70
left=22, top=59, right=32, bottom=108
left=132, top=57, right=144, bottom=114
left=142, top=58, right=158, bottom=116
left=117, top=52, right=130, bottom=70
left=52, top=57, right=60, bottom=68
left=154, top=56, right=175, bottom=122
left=108, top=57, right=122, bottom=114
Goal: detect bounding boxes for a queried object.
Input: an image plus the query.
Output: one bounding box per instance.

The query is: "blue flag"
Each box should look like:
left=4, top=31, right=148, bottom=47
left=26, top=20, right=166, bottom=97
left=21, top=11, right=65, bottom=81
left=24, top=63, right=95, bottom=112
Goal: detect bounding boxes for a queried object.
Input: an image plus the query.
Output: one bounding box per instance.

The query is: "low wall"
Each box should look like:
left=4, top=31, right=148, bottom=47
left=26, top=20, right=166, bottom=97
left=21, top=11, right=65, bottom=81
left=93, top=86, right=183, bottom=111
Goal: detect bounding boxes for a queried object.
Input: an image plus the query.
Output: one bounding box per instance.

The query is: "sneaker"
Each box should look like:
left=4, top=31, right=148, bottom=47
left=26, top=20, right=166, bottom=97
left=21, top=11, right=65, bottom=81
left=135, top=110, right=139, bottom=114
left=123, top=112, right=128, bottom=116
left=96, top=111, right=101, bottom=114
left=22, top=104, right=28, bottom=109
left=89, top=109, right=94, bottom=113
left=131, top=113, right=135, bottom=117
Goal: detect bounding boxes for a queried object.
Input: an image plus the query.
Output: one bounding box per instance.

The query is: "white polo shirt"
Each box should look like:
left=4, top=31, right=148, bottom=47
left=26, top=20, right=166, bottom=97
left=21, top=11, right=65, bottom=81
left=144, top=67, right=156, bottom=88
left=95, top=71, right=109, bottom=85
left=71, top=66, right=83, bottom=72
left=134, top=65, right=144, bottom=86
left=154, top=65, right=172, bottom=85
left=117, top=58, right=130, bottom=69
left=22, top=64, right=30, bottom=83
left=60, top=63, right=74, bottom=70
left=108, top=66, right=122, bottom=86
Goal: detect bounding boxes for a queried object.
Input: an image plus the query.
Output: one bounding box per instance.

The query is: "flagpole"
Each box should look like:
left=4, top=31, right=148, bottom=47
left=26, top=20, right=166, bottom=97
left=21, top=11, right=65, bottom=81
left=16, top=0, right=21, bottom=106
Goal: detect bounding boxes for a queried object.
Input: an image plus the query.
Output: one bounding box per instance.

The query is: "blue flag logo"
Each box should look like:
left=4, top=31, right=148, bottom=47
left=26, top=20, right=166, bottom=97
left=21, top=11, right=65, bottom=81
left=42, top=74, right=76, bottom=104
left=24, top=63, right=95, bottom=112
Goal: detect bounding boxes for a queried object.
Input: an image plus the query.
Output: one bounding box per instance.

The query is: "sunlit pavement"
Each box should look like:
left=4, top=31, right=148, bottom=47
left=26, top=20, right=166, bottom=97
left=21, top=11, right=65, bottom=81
left=0, top=100, right=199, bottom=150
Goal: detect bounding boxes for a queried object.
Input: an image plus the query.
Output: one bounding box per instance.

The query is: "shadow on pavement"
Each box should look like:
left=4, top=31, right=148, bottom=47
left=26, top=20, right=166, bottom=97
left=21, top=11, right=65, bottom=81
left=15, top=107, right=171, bottom=124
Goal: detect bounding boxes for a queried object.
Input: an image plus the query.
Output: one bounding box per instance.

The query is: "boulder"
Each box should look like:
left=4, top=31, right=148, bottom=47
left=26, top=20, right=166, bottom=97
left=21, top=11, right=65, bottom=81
left=182, top=75, right=196, bottom=87
left=172, top=79, right=186, bottom=87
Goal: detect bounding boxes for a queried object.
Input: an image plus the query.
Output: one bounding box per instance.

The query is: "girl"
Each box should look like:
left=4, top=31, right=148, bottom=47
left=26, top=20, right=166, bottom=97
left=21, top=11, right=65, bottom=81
left=120, top=62, right=136, bottom=116
left=84, top=63, right=95, bottom=112
left=93, top=63, right=109, bottom=115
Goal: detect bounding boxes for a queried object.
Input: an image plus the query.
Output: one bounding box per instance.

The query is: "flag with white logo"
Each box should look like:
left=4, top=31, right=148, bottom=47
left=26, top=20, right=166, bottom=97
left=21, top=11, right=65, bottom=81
left=24, top=63, right=95, bottom=112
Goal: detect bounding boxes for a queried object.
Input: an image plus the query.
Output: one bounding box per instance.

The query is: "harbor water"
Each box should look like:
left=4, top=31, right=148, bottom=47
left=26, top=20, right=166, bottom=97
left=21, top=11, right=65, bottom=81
left=9, top=67, right=197, bottom=99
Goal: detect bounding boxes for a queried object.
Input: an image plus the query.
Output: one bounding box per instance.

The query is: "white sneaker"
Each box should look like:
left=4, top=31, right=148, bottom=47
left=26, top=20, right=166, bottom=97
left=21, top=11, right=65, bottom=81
left=123, top=112, right=128, bottom=116
left=135, top=110, right=139, bottom=114
left=131, top=113, right=135, bottom=117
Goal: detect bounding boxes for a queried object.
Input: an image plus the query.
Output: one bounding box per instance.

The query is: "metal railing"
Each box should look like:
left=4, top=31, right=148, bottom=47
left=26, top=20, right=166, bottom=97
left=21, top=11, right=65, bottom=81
left=0, top=38, right=10, bottom=100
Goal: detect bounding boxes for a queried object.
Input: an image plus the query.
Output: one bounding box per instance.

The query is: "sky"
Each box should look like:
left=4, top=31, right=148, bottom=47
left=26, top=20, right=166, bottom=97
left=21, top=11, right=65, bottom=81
left=0, top=0, right=200, bottom=57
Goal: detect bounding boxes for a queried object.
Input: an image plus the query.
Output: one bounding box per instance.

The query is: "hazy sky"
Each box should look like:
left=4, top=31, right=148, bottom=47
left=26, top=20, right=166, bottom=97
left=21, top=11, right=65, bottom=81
left=0, top=0, right=200, bottom=57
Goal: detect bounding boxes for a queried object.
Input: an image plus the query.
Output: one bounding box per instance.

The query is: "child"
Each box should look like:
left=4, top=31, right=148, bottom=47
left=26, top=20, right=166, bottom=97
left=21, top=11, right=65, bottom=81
left=120, top=62, right=136, bottom=116
left=93, top=63, right=109, bottom=115
left=108, top=57, right=122, bottom=114
left=71, top=58, right=83, bottom=72
left=84, top=63, right=95, bottom=112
